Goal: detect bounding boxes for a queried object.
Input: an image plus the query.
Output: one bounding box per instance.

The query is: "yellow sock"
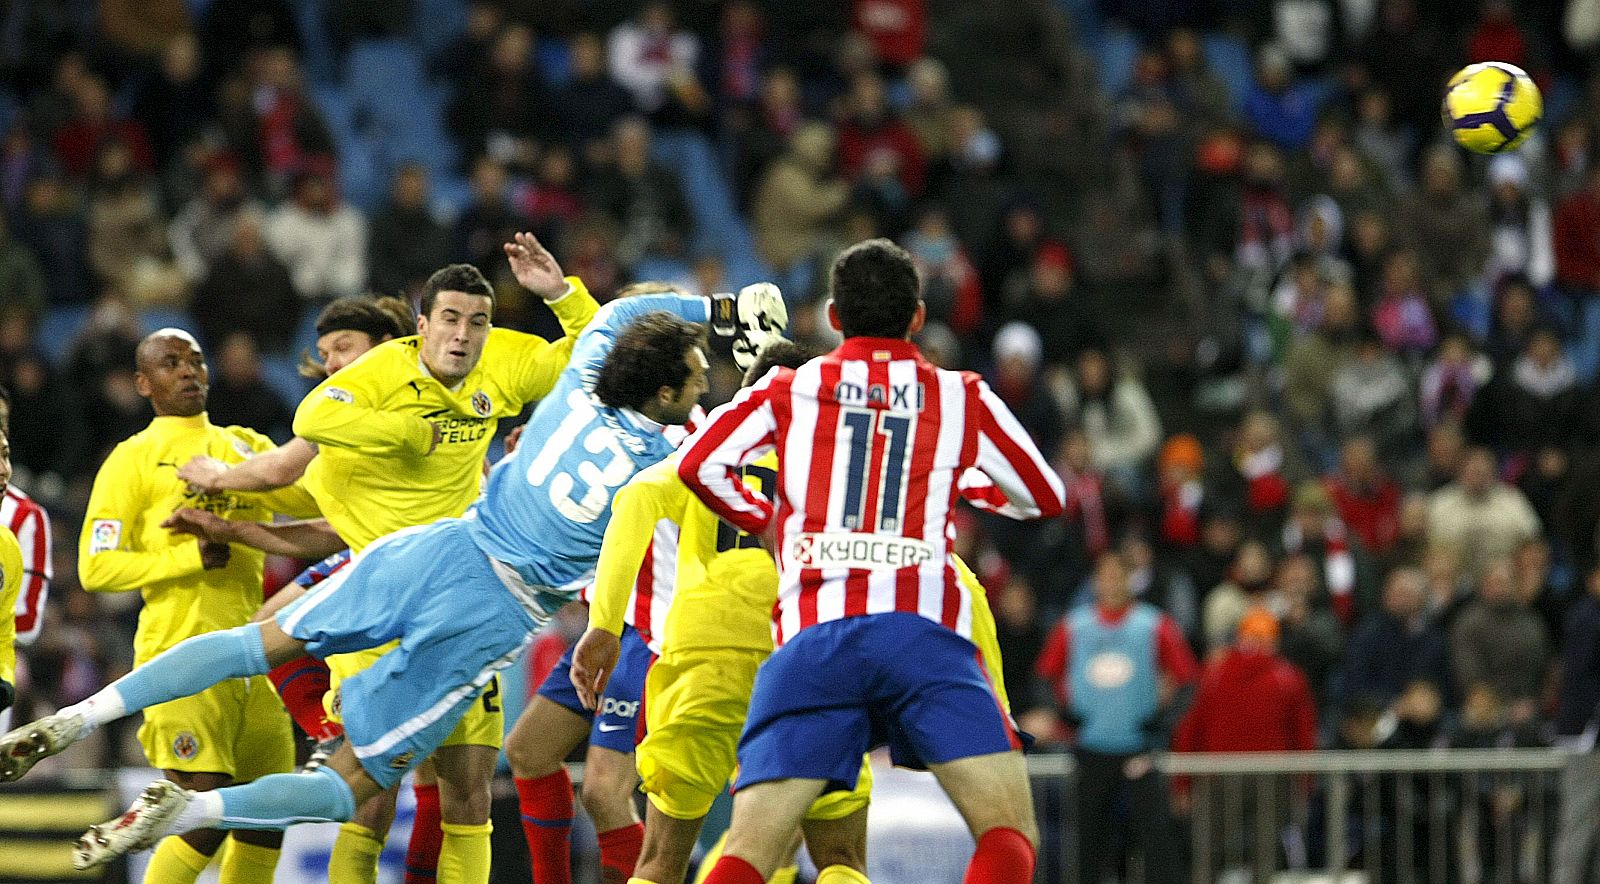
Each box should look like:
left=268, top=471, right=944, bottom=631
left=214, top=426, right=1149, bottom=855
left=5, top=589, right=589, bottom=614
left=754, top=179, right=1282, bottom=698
left=817, top=865, right=872, bottom=884
left=327, top=822, right=385, bottom=884
left=218, top=837, right=281, bottom=884
left=770, top=866, right=799, bottom=884
left=628, top=879, right=664, bottom=884
left=438, top=821, right=493, bottom=884
left=694, top=832, right=728, bottom=884
left=146, top=835, right=211, bottom=883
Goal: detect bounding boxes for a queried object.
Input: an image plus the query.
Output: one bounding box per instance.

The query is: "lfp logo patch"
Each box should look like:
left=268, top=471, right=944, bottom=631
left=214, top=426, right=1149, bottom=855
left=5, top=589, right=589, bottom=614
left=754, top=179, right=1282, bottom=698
left=89, top=520, right=121, bottom=554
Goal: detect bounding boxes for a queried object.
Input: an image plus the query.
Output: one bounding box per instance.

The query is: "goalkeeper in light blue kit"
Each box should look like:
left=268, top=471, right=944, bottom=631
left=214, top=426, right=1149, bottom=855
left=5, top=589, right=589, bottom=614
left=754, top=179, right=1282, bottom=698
left=0, top=238, right=789, bottom=871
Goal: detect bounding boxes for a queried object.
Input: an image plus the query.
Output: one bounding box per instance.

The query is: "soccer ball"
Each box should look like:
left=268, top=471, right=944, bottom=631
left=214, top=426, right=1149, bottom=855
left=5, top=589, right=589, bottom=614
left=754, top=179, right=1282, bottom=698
left=1442, top=62, right=1542, bottom=154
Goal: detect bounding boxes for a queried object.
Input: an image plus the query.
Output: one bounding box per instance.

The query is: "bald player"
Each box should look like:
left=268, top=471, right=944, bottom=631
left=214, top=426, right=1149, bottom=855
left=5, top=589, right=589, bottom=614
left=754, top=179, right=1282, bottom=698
left=76, top=329, right=318, bottom=884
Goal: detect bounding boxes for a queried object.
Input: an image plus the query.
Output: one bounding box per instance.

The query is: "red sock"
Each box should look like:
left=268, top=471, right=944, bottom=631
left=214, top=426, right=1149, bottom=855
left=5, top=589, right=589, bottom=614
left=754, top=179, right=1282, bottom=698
left=700, top=856, right=765, bottom=884
left=596, top=822, right=644, bottom=884
left=267, top=655, right=343, bottom=743
left=404, top=782, right=443, bottom=882
left=514, top=770, right=573, bottom=884
left=964, top=827, right=1035, bottom=884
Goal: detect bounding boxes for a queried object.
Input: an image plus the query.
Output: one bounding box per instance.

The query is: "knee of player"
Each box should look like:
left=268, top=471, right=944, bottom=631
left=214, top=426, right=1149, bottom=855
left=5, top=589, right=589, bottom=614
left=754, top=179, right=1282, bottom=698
left=978, top=819, right=1040, bottom=851
left=503, top=736, right=561, bottom=779
left=439, top=780, right=493, bottom=825
left=806, top=837, right=867, bottom=872
left=578, top=764, right=636, bottom=819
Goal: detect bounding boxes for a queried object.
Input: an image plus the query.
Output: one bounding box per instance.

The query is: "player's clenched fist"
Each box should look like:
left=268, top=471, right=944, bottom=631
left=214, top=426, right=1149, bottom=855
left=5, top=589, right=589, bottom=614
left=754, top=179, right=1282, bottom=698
left=569, top=627, right=621, bottom=711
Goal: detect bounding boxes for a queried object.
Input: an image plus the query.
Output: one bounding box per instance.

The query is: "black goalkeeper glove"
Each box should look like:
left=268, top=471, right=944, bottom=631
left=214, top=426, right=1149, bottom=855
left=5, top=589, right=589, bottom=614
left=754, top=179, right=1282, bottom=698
left=0, top=677, right=13, bottom=714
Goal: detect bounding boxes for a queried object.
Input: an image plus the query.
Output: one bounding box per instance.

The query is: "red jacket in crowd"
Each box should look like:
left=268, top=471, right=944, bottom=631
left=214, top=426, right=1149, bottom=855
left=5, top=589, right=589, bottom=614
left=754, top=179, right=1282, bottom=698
left=1174, top=648, right=1318, bottom=753
left=1555, top=182, right=1600, bottom=292
left=1325, top=475, right=1401, bottom=555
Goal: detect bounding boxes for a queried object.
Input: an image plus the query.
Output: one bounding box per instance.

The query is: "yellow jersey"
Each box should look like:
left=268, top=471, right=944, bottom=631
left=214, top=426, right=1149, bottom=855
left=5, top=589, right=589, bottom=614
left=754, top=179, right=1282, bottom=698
left=80, top=414, right=317, bottom=665
left=591, top=452, right=1010, bottom=710
left=0, top=526, right=20, bottom=685
left=294, top=279, right=599, bottom=551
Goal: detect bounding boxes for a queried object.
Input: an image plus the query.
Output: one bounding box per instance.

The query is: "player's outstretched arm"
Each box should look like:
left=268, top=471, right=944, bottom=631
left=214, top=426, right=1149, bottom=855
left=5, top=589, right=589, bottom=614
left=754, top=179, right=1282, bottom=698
left=677, top=376, right=780, bottom=534
left=179, top=438, right=318, bottom=494
left=162, top=510, right=346, bottom=560
left=968, top=378, right=1067, bottom=520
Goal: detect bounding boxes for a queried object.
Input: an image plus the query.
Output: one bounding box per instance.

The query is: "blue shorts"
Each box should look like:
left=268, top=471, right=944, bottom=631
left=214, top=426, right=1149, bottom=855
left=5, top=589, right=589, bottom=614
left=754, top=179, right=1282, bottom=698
left=276, top=519, right=548, bottom=788
left=537, top=624, right=655, bottom=753
left=736, top=612, right=1021, bottom=794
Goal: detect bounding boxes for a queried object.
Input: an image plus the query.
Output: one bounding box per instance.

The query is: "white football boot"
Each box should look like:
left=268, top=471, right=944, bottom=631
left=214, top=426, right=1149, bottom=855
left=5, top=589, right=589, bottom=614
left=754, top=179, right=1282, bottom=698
left=74, top=779, right=194, bottom=869
left=0, top=711, right=85, bottom=782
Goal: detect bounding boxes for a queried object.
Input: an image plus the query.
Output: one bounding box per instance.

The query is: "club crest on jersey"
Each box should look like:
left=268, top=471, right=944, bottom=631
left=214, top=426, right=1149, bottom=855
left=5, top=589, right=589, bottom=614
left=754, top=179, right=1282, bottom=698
left=173, top=732, right=199, bottom=760
left=390, top=752, right=415, bottom=770
left=833, top=380, right=925, bottom=411
left=232, top=439, right=254, bottom=458
left=472, top=390, right=492, bottom=417
left=323, top=387, right=353, bottom=404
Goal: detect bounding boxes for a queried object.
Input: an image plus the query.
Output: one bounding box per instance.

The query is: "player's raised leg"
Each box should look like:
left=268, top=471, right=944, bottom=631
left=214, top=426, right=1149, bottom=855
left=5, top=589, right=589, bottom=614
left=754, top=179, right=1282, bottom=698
left=432, top=742, right=498, bottom=884
left=0, top=618, right=305, bottom=781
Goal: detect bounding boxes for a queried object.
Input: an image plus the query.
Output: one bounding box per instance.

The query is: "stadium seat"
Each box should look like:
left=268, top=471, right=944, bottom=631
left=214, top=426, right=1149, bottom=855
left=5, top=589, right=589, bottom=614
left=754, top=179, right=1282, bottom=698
left=35, top=304, right=91, bottom=367
left=1202, top=32, right=1254, bottom=113
left=648, top=130, right=771, bottom=288
left=1095, top=27, right=1140, bottom=100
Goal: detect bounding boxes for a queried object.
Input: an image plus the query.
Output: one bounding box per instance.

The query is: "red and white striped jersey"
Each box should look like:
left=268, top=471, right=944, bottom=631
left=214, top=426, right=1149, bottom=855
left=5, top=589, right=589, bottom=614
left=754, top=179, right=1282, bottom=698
left=679, top=337, right=1064, bottom=645
left=1, top=485, right=51, bottom=645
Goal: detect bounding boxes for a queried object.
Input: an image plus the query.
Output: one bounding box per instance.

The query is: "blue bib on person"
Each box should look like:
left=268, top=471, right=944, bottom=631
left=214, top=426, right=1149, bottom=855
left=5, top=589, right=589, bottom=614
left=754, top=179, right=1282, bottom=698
left=1068, top=603, right=1161, bottom=754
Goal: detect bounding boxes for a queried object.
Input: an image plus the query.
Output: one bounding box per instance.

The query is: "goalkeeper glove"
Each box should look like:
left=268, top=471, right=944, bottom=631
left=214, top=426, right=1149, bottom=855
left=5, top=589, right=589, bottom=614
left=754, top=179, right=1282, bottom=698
left=0, top=677, right=12, bottom=713
left=711, top=283, right=789, bottom=371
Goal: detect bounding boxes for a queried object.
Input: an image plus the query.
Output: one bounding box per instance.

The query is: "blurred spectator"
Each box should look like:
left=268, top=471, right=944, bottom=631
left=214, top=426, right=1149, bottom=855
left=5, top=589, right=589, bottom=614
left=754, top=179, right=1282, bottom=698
left=265, top=163, right=366, bottom=302
left=1275, top=553, right=1345, bottom=707
left=1399, top=145, right=1490, bottom=315
left=901, top=205, right=982, bottom=336
left=1270, top=250, right=1330, bottom=344
left=1419, top=331, right=1489, bottom=432
left=1451, top=558, right=1553, bottom=717
left=1242, top=45, right=1321, bottom=151
left=1326, top=436, right=1401, bottom=556
left=551, top=32, right=638, bottom=150
left=1369, top=249, right=1438, bottom=358
left=65, top=296, right=149, bottom=462
left=1345, top=208, right=1393, bottom=303
left=1215, top=410, right=1307, bottom=541
left=517, top=145, right=586, bottom=242
left=607, top=2, right=710, bottom=128
left=448, top=23, right=545, bottom=164
left=1330, top=331, right=1416, bottom=460
left=168, top=154, right=261, bottom=283
left=1342, top=567, right=1451, bottom=708
left=1474, top=326, right=1582, bottom=460
left=1465, top=0, right=1531, bottom=69
left=133, top=32, right=213, bottom=166
left=192, top=209, right=299, bottom=353
left=1487, top=274, right=1548, bottom=371
left=902, top=57, right=956, bottom=161
left=1072, top=186, right=1163, bottom=300
left=1, top=345, right=88, bottom=486
left=1514, top=537, right=1565, bottom=644
left=1280, top=481, right=1368, bottom=624
left=1036, top=552, right=1195, bottom=884
left=1203, top=539, right=1276, bottom=654
left=1205, top=140, right=1293, bottom=274
left=986, top=322, right=1065, bottom=456
left=86, top=139, right=187, bottom=308
left=1177, top=607, right=1316, bottom=752
left=852, top=0, right=926, bottom=69
left=204, top=332, right=292, bottom=439
left=1358, top=0, right=1452, bottom=136
left=993, top=576, right=1049, bottom=714
left=727, top=66, right=804, bottom=210
left=836, top=70, right=925, bottom=197
left=1058, top=348, right=1162, bottom=496
left=432, top=0, right=501, bottom=91
left=980, top=198, right=1048, bottom=312
left=51, top=75, right=155, bottom=179
left=703, top=1, right=769, bottom=116
left=221, top=47, right=334, bottom=195
left=12, top=172, right=89, bottom=304
left=0, top=215, right=46, bottom=315
left=933, top=105, right=1007, bottom=250
left=1556, top=164, right=1600, bottom=382
left=1283, top=281, right=1360, bottom=452
left=1166, top=28, right=1233, bottom=130
left=1184, top=506, right=1245, bottom=611
left=1485, top=153, right=1554, bottom=289
left=1012, top=242, right=1103, bottom=367
left=196, top=0, right=302, bottom=87
left=1123, top=532, right=1199, bottom=647
left=586, top=117, right=692, bottom=266
left=1553, top=567, right=1600, bottom=884
left=1050, top=429, right=1117, bottom=595
left=752, top=121, right=849, bottom=298
left=1428, top=446, right=1540, bottom=580
left=453, top=156, right=531, bottom=276
left=1351, top=89, right=1411, bottom=194
left=368, top=163, right=449, bottom=298
left=1154, top=434, right=1207, bottom=556
left=1115, top=47, right=1188, bottom=232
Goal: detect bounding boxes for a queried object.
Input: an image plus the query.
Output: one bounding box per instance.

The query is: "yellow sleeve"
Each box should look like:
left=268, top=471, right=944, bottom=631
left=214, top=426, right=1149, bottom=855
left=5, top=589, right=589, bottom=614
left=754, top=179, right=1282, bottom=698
left=954, top=553, right=1010, bottom=714
left=502, top=277, right=601, bottom=403
left=293, top=345, right=435, bottom=457
left=0, top=530, right=19, bottom=684
left=590, top=460, right=687, bottom=637
left=79, top=442, right=204, bottom=593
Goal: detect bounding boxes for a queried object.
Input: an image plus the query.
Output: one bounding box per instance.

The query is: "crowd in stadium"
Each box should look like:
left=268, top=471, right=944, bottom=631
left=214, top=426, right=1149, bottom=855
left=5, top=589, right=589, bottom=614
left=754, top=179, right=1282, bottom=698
left=2, top=0, right=1600, bottom=822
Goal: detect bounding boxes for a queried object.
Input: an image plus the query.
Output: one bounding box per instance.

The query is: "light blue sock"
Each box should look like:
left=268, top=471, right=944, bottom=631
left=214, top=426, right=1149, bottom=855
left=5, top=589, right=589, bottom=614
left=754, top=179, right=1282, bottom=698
left=109, top=625, right=269, bottom=714
left=216, top=765, right=357, bottom=830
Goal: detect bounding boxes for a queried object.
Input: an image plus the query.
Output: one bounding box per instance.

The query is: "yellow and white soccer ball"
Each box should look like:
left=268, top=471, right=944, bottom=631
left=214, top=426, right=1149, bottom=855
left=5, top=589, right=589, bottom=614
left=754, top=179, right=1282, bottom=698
left=1442, top=61, right=1542, bottom=154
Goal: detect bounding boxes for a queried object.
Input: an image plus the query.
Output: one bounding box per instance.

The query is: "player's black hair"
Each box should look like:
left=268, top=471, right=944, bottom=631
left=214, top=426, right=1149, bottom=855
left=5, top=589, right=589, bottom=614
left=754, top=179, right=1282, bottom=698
left=420, top=264, right=495, bottom=317
left=741, top=339, right=819, bottom=386
left=0, top=382, right=11, bottom=436
left=829, top=238, right=921, bottom=339
left=593, top=312, right=705, bottom=411
left=300, top=295, right=416, bottom=377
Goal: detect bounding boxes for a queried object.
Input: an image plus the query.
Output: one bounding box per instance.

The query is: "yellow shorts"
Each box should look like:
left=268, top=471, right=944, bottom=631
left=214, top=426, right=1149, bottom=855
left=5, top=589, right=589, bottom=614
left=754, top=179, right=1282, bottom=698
left=637, top=648, right=871, bottom=821
left=327, top=645, right=504, bottom=750
left=138, top=675, right=294, bottom=782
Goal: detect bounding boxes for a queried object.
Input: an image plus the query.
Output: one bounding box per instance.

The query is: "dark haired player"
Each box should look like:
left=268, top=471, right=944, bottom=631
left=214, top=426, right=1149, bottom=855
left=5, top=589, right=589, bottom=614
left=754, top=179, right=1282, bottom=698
left=678, top=239, right=1066, bottom=884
